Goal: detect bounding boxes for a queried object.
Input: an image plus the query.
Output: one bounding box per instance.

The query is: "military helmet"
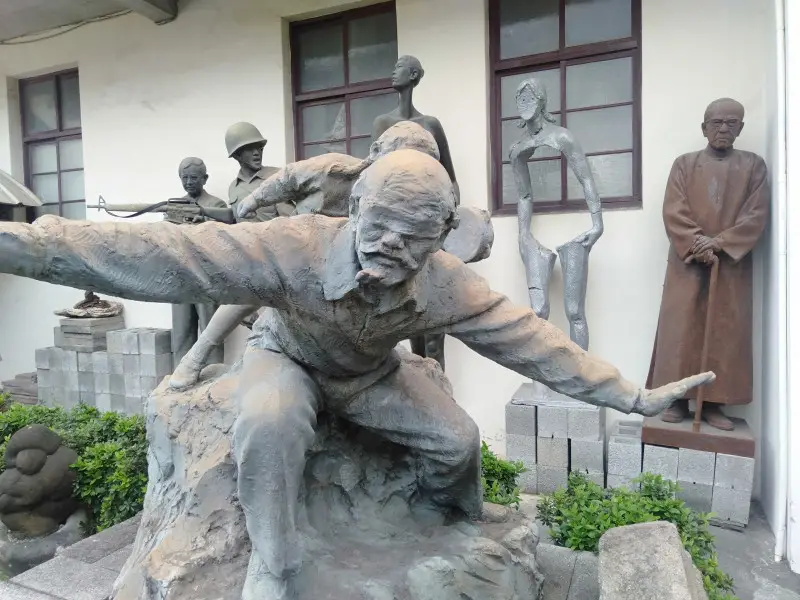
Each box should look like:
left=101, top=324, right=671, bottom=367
left=225, top=122, right=267, bottom=157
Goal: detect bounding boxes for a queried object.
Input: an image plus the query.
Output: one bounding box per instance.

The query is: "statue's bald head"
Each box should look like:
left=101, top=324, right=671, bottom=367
left=178, top=157, right=208, bottom=198
left=370, top=121, right=440, bottom=163
left=702, top=98, right=745, bottom=151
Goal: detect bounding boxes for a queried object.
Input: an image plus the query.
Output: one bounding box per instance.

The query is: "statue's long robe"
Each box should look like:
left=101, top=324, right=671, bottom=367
left=648, top=148, right=769, bottom=404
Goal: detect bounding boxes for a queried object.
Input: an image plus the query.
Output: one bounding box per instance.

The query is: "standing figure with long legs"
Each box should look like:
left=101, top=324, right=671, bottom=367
left=510, top=78, right=603, bottom=350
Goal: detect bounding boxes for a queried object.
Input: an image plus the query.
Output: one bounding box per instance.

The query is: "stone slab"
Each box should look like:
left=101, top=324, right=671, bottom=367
left=11, top=555, right=119, bottom=600
left=537, top=405, right=569, bottom=439
left=506, top=433, right=536, bottom=464
left=567, top=406, right=603, bottom=441
left=0, top=582, right=61, bottom=599
left=59, top=514, right=141, bottom=564
left=642, top=415, right=755, bottom=457
left=570, top=439, right=604, bottom=473
left=569, top=550, right=600, bottom=600
left=711, top=486, right=751, bottom=526
left=505, top=401, right=536, bottom=436
left=642, top=444, right=679, bottom=481
left=537, top=437, right=568, bottom=468
left=536, top=544, right=578, bottom=600
left=714, top=453, right=755, bottom=492
left=678, top=448, right=716, bottom=485
left=59, top=316, right=124, bottom=334
left=607, top=435, right=642, bottom=477
left=538, top=466, right=568, bottom=495
left=677, top=481, right=713, bottom=513
left=96, top=544, right=133, bottom=573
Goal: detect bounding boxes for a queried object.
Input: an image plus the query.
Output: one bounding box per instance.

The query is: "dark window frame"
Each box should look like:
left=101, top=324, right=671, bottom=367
left=488, top=0, right=642, bottom=216
left=19, top=68, right=85, bottom=221
left=290, top=1, right=398, bottom=160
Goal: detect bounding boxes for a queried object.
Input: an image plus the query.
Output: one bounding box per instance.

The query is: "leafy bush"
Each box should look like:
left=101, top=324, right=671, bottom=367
left=537, top=472, right=736, bottom=600
left=0, top=403, right=147, bottom=533
left=481, top=441, right=526, bottom=508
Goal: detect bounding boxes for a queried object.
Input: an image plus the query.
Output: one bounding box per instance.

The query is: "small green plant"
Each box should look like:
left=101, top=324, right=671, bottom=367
left=537, top=472, right=736, bottom=600
left=481, top=441, right=526, bottom=508
left=0, top=403, right=147, bottom=534
left=0, top=391, right=9, bottom=411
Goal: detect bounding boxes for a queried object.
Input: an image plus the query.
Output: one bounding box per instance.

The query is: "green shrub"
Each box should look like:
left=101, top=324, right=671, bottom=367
left=481, top=441, right=526, bottom=508
left=0, top=403, right=147, bottom=534
left=537, top=472, right=736, bottom=600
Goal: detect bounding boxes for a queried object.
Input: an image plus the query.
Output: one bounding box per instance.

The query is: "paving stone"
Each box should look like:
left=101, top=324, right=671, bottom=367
left=677, top=481, right=713, bottom=513
left=108, top=353, right=124, bottom=375
left=124, top=375, right=142, bottom=397
left=109, top=374, right=126, bottom=396
left=78, top=371, right=95, bottom=393
left=643, top=444, right=679, bottom=481
left=138, top=328, right=171, bottom=355
left=538, top=466, right=568, bottom=495
left=35, top=348, right=52, bottom=370
left=537, top=405, right=569, bottom=438
left=537, top=544, right=578, bottom=600
left=518, top=463, right=537, bottom=494
left=567, top=406, right=603, bottom=441
left=713, top=453, right=754, bottom=492
left=678, top=448, right=716, bottom=485
left=11, top=555, right=118, bottom=600
left=606, top=474, right=639, bottom=491
left=37, top=369, right=51, bottom=389
left=505, top=401, right=536, bottom=436
left=507, top=433, right=536, bottom=464
left=0, top=582, right=61, bottom=599
left=59, top=514, right=141, bottom=564
left=607, top=435, right=642, bottom=477
left=95, top=393, right=112, bottom=412
left=123, top=354, right=141, bottom=374
left=710, top=486, right=751, bottom=526
left=570, top=439, right=604, bottom=473
left=139, top=353, right=173, bottom=378
left=91, top=351, right=109, bottom=374
left=94, top=373, right=110, bottom=394
left=96, top=544, right=133, bottom=573
left=538, top=437, right=568, bottom=468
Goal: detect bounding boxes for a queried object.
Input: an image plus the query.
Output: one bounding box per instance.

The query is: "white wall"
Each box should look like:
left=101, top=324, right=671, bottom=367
left=0, top=0, right=776, bottom=496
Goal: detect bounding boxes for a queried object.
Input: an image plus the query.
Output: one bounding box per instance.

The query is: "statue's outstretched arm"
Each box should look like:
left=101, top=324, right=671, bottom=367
left=0, top=216, right=288, bottom=307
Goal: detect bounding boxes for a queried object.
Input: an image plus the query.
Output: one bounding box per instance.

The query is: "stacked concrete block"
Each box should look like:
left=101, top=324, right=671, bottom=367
left=677, top=448, right=715, bottom=513
left=106, top=328, right=172, bottom=415
left=505, top=401, right=537, bottom=493
left=711, top=453, right=754, bottom=526
left=607, top=421, right=642, bottom=490
left=568, top=405, right=605, bottom=487
left=642, top=444, right=679, bottom=482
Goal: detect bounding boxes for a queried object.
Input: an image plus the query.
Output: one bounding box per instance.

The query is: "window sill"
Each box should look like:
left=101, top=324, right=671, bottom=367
left=491, top=197, right=642, bottom=217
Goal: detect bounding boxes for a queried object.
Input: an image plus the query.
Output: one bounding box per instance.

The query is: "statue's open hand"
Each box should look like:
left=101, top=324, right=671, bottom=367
left=237, top=194, right=259, bottom=220
left=574, top=225, right=603, bottom=249
left=633, top=371, right=716, bottom=416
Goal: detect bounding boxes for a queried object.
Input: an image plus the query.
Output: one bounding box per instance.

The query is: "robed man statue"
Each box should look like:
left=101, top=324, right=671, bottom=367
left=648, top=98, right=769, bottom=431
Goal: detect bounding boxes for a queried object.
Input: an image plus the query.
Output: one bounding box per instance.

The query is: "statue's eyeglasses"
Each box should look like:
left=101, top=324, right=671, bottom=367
left=704, top=119, right=741, bottom=130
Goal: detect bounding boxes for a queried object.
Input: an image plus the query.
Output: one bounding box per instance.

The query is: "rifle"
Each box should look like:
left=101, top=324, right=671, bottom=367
left=86, top=196, right=234, bottom=224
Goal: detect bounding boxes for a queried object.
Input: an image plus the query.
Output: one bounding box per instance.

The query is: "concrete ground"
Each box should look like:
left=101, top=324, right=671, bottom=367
left=520, top=494, right=800, bottom=600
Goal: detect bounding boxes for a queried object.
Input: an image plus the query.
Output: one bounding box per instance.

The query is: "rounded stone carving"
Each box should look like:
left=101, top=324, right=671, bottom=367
left=0, top=425, right=80, bottom=537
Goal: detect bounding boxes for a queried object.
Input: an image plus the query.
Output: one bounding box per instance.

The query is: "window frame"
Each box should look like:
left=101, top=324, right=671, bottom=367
left=488, top=0, right=642, bottom=216
left=19, top=68, right=85, bottom=221
left=290, top=1, right=398, bottom=161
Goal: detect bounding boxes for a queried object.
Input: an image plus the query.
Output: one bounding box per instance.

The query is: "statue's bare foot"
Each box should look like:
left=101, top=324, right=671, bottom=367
left=660, top=398, right=688, bottom=423
left=242, top=554, right=294, bottom=600
left=702, top=404, right=735, bottom=431
left=168, top=358, right=202, bottom=391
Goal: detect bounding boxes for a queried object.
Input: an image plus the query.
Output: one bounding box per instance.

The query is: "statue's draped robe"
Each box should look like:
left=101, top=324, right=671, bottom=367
left=648, top=149, right=769, bottom=404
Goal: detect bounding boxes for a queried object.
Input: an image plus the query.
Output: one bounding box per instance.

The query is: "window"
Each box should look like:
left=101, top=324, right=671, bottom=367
left=489, top=0, right=641, bottom=214
left=291, top=2, right=398, bottom=160
left=20, top=70, right=85, bottom=221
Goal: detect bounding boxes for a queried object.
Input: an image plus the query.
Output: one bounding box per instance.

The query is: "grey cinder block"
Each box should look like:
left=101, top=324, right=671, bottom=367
left=124, top=375, right=142, bottom=397
left=121, top=329, right=140, bottom=354
left=505, top=401, right=536, bottom=436
left=62, top=350, right=78, bottom=372
left=518, top=464, right=537, bottom=494
left=140, top=376, right=159, bottom=396
left=606, top=474, right=639, bottom=491
left=139, top=353, right=173, bottom=378
left=62, top=390, right=81, bottom=410
left=110, top=394, right=127, bottom=413
left=507, top=434, right=536, bottom=464
left=537, top=466, right=568, bottom=495
left=677, top=481, right=713, bottom=513
left=138, top=328, right=172, bottom=355
left=711, top=487, right=750, bottom=526
left=63, top=370, right=79, bottom=391
left=35, top=348, right=51, bottom=370
left=95, top=393, right=112, bottom=412
left=53, top=326, right=65, bottom=348
left=80, top=391, right=96, bottom=407
left=106, top=330, right=126, bottom=355
left=678, top=448, right=716, bottom=485
left=643, top=445, right=679, bottom=481
left=77, top=352, right=93, bottom=372
left=108, top=353, right=125, bottom=375
left=50, top=368, right=64, bottom=390
left=713, top=454, right=754, bottom=493
left=78, top=371, right=95, bottom=393
left=36, top=369, right=51, bottom=389
left=123, top=354, right=141, bottom=374
left=570, top=439, right=604, bottom=473
left=568, top=406, right=603, bottom=441
left=110, top=375, right=126, bottom=397
left=95, top=373, right=110, bottom=394
left=538, top=437, right=568, bottom=468
left=92, top=351, right=109, bottom=374
left=125, top=396, right=144, bottom=415
left=607, top=435, right=642, bottom=477
left=537, top=405, right=568, bottom=438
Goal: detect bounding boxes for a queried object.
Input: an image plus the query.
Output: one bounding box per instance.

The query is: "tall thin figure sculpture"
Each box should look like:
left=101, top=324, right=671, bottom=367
left=510, top=79, right=604, bottom=350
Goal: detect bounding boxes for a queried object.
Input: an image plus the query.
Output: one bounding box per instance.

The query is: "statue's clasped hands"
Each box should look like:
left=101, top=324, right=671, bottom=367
left=687, top=235, right=721, bottom=265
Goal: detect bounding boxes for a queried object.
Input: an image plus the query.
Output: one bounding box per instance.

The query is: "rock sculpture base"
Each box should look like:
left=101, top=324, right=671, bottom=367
left=113, top=365, right=543, bottom=600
